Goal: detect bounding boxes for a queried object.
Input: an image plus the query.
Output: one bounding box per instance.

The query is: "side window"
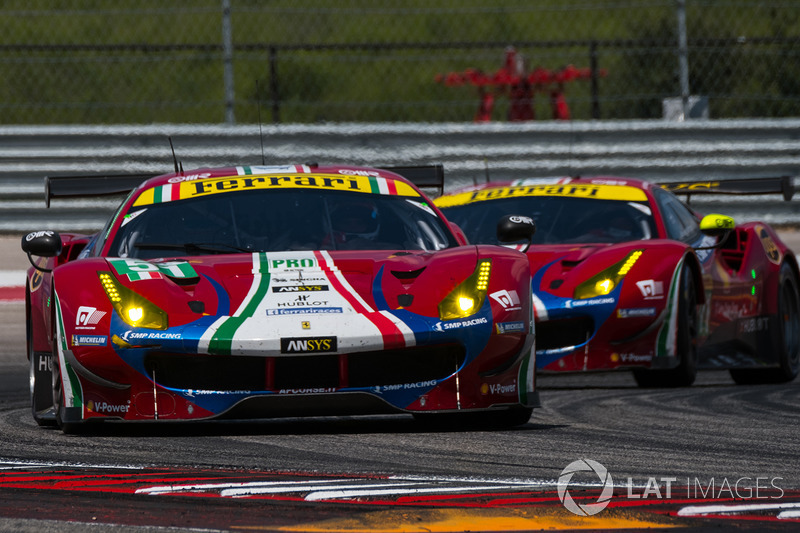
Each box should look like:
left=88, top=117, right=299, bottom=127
left=652, top=188, right=700, bottom=243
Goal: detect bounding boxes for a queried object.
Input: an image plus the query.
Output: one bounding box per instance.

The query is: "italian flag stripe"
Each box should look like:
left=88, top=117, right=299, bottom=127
left=208, top=253, right=270, bottom=355
left=369, top=176, right=396, bottom=195
left=127, top=271, right=162, bottom=281
left=315, top=250, right=407, bottom=349
left=656, top=260, right=683, bottom=357
left=153, top=184, right=181, bottom=204
left=368, top=176, right=382, bottom=194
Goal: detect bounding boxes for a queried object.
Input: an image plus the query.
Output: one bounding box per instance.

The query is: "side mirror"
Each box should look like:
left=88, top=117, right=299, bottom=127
left=699, top=214, right=735, bottom=238
left=497, top=214, right=536, bottom=252
left=21, top=230, right=62, bottom=272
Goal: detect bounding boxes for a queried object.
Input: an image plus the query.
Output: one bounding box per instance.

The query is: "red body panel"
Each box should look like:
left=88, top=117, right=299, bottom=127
left=25, top=165, right=537, bottom=429
left=435, top=176, right=800, bottom=375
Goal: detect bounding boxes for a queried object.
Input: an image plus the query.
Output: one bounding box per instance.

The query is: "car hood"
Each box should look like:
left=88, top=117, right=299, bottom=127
left=99, top=248, right=480, bottom=324
left=526, top=242, right=642, bottom=299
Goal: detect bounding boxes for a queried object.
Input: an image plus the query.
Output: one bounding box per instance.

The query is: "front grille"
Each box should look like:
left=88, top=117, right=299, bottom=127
left=536, top=317, right=594, bottom=350
left=144, top=344, right=466, bottom=392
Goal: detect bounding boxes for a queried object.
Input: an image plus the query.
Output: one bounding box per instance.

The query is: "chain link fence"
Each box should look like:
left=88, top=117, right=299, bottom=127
left=1, top=1, right=798, bottom=124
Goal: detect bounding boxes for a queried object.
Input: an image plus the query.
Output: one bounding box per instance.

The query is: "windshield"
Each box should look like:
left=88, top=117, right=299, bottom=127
left=108, top=188, right=456, bottom=259
left=441, top=196, right=657, bottom=245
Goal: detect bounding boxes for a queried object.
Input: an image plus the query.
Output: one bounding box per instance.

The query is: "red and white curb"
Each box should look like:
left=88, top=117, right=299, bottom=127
left=0, top=270, right=26, bottom=303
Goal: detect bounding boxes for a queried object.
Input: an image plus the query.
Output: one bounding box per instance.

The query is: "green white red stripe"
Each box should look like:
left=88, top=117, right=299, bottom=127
left=152, top=184, right=181, bottom=203
left=368, top=176, right=397, bottom=195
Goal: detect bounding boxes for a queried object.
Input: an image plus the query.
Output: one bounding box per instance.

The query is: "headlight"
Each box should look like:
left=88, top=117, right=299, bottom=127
left=438, top=259, right=492, bottom=320
left=573, top=250, right=643, bottom=300
left=98, top=271, right=168, bottom=330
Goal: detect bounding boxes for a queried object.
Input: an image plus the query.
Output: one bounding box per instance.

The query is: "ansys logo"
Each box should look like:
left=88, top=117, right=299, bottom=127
left=557, top=459, right=614, bottom=516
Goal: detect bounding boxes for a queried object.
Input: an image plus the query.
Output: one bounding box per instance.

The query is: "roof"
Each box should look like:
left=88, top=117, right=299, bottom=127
left=435, top=176, right=651, bottom=208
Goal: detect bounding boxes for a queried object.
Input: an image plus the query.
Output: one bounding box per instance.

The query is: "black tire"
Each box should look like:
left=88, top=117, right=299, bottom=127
left=27, top=312, right=56, bottom=427
left=51, top=350, right=84, bottom=435
left=730, top=263, right=800, bottom=385
left=413, top=406, right=533, bottom=430
left=634, top=263, right=698, bottom=388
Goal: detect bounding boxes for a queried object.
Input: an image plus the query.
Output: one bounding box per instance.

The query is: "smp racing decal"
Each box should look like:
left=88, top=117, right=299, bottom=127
left=122, top=331, right=182, bottom=342
left=433, top=317, right=488, bottom=331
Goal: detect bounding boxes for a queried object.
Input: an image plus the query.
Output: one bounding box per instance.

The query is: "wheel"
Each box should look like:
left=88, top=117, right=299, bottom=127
left=51, top=348, right=84, bottom=435
left=634, top=263, right=698, bottom=387
left=27, top=312, right=56, bottom=426
left=730, top=263, right=800, bottom=384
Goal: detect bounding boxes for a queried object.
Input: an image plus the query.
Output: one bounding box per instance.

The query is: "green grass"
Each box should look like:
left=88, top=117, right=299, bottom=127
left=0, top=1, right=797, bottom=123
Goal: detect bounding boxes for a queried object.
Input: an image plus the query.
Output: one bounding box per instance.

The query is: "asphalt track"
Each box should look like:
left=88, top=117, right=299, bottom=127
left=1, top=234, right=799, bottom=532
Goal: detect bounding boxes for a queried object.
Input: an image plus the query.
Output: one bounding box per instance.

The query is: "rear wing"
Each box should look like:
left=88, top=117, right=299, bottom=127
left=44, top=164, right=447, bottom=207
left=45, top=173, right=156, bottom=208
left=385, top=164, right=445, bottom=196
left=660, top=176, right=795, bottom=203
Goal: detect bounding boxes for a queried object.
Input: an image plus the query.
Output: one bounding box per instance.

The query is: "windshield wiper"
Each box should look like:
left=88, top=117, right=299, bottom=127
left=134, top=242, right=254, bottom=254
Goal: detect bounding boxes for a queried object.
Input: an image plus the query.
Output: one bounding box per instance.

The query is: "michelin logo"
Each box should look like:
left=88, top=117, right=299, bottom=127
left=72, top=335, right=107, bottom=346
left=496, top=321, right=527, bottom=334
left=617, top=308, right=657, bottom=318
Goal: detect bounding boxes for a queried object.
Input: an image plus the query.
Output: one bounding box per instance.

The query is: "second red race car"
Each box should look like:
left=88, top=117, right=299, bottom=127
left=435, top=176, right=800, bottom=387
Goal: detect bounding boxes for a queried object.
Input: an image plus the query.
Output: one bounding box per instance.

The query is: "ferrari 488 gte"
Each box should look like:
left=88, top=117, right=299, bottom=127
left=23, top=164, right=538, bottom=432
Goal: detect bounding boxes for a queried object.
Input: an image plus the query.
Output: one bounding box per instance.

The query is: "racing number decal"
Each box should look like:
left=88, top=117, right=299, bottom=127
left=108, top=259, right=198, bottom=281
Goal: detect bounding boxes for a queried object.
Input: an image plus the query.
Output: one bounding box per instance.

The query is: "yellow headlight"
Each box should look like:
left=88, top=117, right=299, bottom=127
left=458, top=296, right=476, bottom=312
left=573, top=250, right=642, bottom=300
left=595, top=279, right=614, bottom=295
left=127, top=306, right=144, bottom=323
left=438, top=260, right=492, bottom=321
left=98, top=271, right=168, bottom=330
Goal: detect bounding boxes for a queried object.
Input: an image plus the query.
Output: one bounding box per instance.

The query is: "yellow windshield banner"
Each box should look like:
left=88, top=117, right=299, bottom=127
left=133, top=173, right=420, bottom=207
left=434, top=183, right=648, bottom=208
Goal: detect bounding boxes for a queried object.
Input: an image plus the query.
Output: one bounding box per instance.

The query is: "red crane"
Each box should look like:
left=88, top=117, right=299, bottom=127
left=435, top=47, right=607, bottom=122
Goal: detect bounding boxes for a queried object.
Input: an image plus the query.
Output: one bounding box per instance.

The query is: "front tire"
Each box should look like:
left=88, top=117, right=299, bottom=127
left=28, top=311, right=56, bottom=426
left=634, top=263, right=698, bottom=387
left=730, top=262, right=800, bottom=384
left=51, top=349, right=84, bottom=435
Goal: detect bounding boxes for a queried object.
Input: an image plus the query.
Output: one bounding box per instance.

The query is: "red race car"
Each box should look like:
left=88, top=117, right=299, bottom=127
left=436, top=176, right=800, bottom=387
left=22, top=164, right=537, bottom=433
